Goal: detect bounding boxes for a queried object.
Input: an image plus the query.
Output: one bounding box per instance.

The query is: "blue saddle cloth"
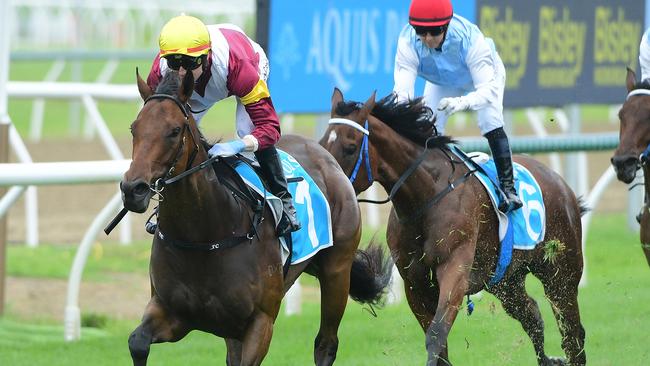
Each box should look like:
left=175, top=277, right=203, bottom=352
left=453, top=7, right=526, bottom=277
left=450, top=146, right=546, bottom=285
left=232, top=150, right=333, bottom=264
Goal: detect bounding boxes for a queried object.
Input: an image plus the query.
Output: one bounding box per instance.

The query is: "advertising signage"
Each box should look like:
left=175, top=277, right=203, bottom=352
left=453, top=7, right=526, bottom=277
left=478, top=0, right=645, bottom=107
left=264, top=1, right=646, bottom=112
left=266, top=0, right=476, bottom=113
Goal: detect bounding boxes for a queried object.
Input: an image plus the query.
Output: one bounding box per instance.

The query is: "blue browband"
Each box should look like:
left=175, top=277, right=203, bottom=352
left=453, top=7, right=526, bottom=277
left=328, top=118, right=373, bottom=185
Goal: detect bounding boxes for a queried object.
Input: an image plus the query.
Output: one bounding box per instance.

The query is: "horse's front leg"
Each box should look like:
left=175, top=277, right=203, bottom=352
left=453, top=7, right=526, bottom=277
left=424, top=245, right=473, bottom=366
left=639, top=205, right=650, bottom=266
left=128, top=296, right=189, bottom=366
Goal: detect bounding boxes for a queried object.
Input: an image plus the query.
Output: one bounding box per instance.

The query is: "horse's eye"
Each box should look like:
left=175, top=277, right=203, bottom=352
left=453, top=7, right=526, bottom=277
left=169, top=127, right=182, bottom=137
left=343, top=144, right=357, bottom=155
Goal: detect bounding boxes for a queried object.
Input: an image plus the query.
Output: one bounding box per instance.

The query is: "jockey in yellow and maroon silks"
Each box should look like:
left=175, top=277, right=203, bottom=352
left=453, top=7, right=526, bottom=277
left=147, top=15, right=300, bottom=234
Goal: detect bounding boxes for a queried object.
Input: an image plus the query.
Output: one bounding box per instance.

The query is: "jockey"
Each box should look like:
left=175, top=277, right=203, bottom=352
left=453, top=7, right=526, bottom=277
left=147, top=15, right=301, bottom=235
left=640, top=27, right=650, bottom=81
left=393, top=0, right=522, bottom=213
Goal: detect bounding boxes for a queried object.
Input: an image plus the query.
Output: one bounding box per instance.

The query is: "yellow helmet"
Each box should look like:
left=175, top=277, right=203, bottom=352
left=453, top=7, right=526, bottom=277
left=158, top=15, right=211, bottom=57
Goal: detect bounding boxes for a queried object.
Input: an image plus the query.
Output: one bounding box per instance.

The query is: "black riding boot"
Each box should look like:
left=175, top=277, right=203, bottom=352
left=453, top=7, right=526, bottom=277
left=485, top=127, right=523, bottom=213
left=255, top=146, right=301, bottom=235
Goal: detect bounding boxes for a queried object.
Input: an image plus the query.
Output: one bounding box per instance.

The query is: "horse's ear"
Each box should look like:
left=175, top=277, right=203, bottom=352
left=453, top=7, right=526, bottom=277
left=331, top=87, right=344, bottom=115
left=626, top=67, right=637, bottom=92
left=362, top=90, right=376, bottom=114
left=178, top=70, right=195, bottom=103
left=136, top=67, right=153, bottom=101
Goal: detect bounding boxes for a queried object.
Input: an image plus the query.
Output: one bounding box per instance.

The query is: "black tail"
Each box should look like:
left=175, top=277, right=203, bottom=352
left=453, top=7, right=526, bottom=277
left=348, top=238, right=393, bottom=306
left=577, top=196, right=590, bottom=217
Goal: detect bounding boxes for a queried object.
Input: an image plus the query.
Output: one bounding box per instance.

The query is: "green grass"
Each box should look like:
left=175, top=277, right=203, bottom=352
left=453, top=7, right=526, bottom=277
left=1, top=213, right=649, bottom=365
left=6, top=242, right=151, bottom=281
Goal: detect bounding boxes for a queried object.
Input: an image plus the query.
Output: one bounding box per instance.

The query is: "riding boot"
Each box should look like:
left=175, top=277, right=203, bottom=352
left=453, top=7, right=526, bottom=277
left=485, top=127, right=523, bottom=213
left=255, top=146, right=302, bottom=235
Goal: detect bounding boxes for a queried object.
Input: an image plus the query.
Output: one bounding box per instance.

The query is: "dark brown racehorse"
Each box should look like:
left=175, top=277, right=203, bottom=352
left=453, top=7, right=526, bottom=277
left=319, top=88, right=587, bottom=366
left=611, top=68, right=650, bottom=266
left=120, top=71, right=392, bottom=366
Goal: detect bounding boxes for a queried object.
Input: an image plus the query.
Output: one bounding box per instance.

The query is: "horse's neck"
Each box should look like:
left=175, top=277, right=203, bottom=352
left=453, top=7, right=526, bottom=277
left=371, top=127, right=449, bottom=216
left=158, top=168, right=238, bottom=241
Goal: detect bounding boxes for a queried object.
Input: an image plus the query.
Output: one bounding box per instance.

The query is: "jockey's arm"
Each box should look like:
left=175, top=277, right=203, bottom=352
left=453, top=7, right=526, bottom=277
left=463, top=35, right=503, bottom=111
left=393, top=36, right=419, bottom=102
left=228, top=60, right=280, bottom=152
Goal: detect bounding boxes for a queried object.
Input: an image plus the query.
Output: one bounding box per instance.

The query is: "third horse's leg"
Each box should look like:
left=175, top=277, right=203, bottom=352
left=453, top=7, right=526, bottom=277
left=490, top=271, right=552, bottom=365
left=535, top=258, right=586, bottom=366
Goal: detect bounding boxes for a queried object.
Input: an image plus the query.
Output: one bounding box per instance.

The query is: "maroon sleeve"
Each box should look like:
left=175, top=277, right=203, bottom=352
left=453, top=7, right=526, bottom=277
left=146, top=53, right=163, bottom=92
left=246, top=98, right=281, bottom=150
left=220, top=28, right=281, bottom=149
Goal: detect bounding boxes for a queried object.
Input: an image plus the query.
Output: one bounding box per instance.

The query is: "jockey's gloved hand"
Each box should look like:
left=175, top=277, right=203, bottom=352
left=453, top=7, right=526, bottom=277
left=208, top=135, right=258, bottom=157
left=437, top=97, right=470, bottom=116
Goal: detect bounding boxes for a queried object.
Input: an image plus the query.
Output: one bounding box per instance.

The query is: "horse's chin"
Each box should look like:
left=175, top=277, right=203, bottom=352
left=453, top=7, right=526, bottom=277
left=614, top=166, right=638, bottom=184
left=121, top=191, right=152, bottom=214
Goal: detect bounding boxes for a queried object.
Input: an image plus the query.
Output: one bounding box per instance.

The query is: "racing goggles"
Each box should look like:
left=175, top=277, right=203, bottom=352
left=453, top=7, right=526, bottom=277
left=413, top=25, right=447, bottom=37
left=164, top=54, right=204, bottom=71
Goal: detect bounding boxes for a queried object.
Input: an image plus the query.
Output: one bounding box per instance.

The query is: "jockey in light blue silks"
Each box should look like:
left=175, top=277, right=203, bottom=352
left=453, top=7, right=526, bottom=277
left=640, top=27, right=650, bottom=81
left=393, top=0, right=523, bottom=213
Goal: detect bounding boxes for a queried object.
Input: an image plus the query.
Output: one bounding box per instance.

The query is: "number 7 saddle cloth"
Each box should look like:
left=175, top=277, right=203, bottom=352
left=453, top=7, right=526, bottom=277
left=232, top=149, right=334, bottom=265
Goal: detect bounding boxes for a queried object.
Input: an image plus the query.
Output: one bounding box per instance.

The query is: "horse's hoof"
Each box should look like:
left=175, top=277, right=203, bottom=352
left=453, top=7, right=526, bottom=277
left=542, top=356, right=567, bottom=366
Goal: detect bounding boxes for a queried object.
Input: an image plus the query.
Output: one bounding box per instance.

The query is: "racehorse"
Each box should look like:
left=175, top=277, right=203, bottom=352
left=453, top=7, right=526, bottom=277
left=611, top=67, right=650, bottom=266
left=319, top=88, right=587, bottom=366
left=120, top=71, right=392, bottom=366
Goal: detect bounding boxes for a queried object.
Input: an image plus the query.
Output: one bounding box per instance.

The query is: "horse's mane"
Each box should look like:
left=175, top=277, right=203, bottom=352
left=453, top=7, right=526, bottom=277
left=335, top=93, right=454, bottom=149
left=633, top=78, right=650, bottom=90
left=155, top=71, right=182, bottom=95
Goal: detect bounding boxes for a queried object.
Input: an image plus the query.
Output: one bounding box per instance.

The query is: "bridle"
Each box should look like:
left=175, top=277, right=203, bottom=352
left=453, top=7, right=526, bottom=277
left=143, top=94, right=203, bottom=195
left=623, top=88, right=650, bottom=185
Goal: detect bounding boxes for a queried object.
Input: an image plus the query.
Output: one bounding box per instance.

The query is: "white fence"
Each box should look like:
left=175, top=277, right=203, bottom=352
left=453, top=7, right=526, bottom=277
left=12, top=0, right=255, bottom=49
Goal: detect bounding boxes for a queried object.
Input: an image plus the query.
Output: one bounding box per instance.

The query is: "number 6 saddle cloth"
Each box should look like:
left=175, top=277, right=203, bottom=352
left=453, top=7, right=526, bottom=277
left=449, top=145, right=547, bottom=285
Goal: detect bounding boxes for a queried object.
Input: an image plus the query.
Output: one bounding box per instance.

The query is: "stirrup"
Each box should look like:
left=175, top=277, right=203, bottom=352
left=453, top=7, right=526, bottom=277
left=498, top=193, right=523, bottom=213
left=276, top=212, right=301, bottom=236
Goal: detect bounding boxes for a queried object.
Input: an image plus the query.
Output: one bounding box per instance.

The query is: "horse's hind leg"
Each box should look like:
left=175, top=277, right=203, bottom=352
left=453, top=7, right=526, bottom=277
left=313, top=256, right=352, bottom=366
left=490, top=271, right=556, bottom=366
left=534, top=257, right=586, bottom=366
left=128, top=297, right=189, bottom=366
left=240, top=311, right=275, bottom=366
left=225, top=338, right=243, bottom=366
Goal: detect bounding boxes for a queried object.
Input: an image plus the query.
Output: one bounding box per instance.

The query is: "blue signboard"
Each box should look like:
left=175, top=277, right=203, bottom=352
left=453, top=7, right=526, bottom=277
left=268, top=1, right=476, bottom=113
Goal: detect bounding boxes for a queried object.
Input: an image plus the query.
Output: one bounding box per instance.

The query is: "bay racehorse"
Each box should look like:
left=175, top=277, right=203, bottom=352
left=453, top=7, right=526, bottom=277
left=120, top=71, right=392, bottom=366
left=611, top=67, right=650, bottom=266
left=319, top=88, right=587, bottom=366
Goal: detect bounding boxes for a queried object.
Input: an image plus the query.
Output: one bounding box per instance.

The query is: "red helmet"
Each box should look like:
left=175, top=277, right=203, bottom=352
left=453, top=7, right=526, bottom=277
left=409, top=0, right=453, bottom=27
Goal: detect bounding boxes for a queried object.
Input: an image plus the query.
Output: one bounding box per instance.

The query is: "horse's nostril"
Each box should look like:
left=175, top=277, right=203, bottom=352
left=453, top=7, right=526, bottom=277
left=133, top=183, right=150, bottom=196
